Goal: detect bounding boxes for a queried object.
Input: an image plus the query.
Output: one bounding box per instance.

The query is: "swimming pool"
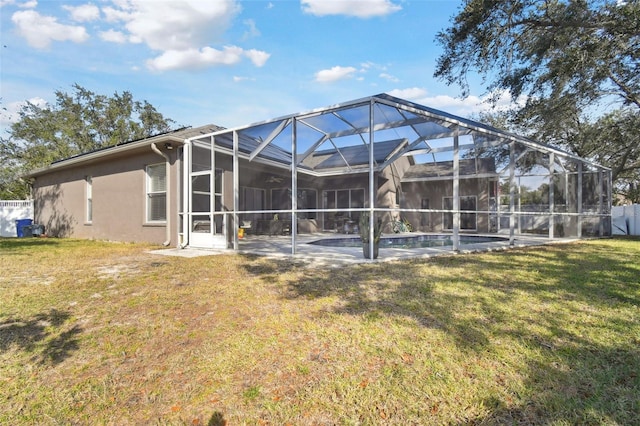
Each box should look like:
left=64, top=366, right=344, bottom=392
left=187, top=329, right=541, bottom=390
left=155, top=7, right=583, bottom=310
left=308, top=234, right=507, bottom=249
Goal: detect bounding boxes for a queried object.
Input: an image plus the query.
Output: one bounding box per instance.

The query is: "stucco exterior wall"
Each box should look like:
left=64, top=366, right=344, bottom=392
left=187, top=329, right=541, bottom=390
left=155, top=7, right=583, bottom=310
left=401, top=177, right=494, bottom=232
left=31, top=146, right=181, bottom=245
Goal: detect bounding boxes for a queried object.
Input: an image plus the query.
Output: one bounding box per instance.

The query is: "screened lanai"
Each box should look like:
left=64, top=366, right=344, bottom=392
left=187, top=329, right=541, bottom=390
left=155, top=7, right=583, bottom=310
left=181, top=93, right=611, bottom=260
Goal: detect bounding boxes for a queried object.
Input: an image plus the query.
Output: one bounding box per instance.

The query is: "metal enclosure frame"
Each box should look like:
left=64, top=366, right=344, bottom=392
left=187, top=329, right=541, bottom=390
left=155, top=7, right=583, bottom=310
left=181, top=94, right=612, bottom=259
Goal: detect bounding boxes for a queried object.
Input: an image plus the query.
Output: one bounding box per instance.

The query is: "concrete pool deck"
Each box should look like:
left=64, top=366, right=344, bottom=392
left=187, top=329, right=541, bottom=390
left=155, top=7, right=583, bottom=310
left=150, top=232, right=576, bottom=267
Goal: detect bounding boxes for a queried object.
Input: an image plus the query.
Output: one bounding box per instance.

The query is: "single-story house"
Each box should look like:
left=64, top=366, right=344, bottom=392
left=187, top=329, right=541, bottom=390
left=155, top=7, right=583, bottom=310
left=27, top=125, right=222, bottom=245
left=27, top=94, right=612, bottom=255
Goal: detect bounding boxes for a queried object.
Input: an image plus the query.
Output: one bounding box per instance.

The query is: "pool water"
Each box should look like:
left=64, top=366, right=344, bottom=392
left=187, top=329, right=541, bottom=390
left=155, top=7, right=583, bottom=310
left=309, top=234, right=505, bottom=249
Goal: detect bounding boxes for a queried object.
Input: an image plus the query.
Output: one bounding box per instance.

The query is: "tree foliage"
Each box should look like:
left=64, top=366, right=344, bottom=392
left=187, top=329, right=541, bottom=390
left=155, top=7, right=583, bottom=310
left=435, top=0, right=640, bottom=203
left=578, top=110, right=640, bottom=202
left=1, top=84, right=176, bottom=199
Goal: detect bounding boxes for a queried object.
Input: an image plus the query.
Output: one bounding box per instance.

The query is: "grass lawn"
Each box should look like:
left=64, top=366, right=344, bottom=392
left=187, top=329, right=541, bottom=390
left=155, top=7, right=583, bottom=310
left=1, top=237, right=639, bottom=425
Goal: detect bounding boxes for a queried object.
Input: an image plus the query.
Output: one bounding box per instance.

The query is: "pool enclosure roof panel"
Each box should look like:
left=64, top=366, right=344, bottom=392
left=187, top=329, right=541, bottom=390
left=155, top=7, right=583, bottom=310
left=186, top=93, right=608, bottom=173
left=402, top=158, right=497, bottom=181
left=209, top=132, right=293, bottom=165
left=307, top=139, right=406, bottom=170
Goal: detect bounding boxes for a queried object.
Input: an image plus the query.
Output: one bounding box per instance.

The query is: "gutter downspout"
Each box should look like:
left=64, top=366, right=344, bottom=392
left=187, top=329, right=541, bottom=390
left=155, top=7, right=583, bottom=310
left=151, top=142, right=171, bottom=247
left=179, top=139, right=189, bottom=249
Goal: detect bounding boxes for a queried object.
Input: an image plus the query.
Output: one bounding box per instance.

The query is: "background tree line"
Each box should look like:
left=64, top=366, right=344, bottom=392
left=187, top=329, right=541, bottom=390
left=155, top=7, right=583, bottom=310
left=2, top=1, right=638, bottom=203
left=436, top=0, right=639, bottom=204
left=0, top=84, right=176, bottom=199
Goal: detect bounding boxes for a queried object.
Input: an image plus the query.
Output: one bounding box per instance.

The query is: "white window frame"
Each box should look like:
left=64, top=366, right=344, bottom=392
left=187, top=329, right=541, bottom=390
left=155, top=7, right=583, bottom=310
left=86, top=176, right=92, bottom=224
left=322, top=188, right=365, bottom=231
left=146, top=163, right=167, bottom=223
left=443, top=195, right=477, bottom=231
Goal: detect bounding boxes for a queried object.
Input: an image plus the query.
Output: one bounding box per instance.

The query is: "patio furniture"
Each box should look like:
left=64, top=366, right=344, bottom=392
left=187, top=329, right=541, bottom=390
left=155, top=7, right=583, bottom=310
left=256, top=219, right=292, bottom=235
left=240, top=220, right=252, bottom=235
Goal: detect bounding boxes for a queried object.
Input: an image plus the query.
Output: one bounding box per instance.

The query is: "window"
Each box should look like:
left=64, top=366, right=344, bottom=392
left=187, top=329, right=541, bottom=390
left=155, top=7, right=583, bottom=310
left=147, top=164, right=166, bottom=222
left=323, top=188, right=365, bottom=231
left=240, top=186, right=266, bottom=225
left=191, top=174, right=210, bottom=213
left=241, top=187, right=265, bottom=212
left=270, top=188, right=317, bottom=219
left=443, top=196, right=477, bottom=230
left=271, top=188, right=291, bottom=219
left=420, top=198, right=430, bottom=227
left=489, top=180, right=498, bottom=232
left=297, top=189, right=317, bottom=219
left=213, top=169, right=223, bottom=234
left=86, top=176, right=92, bottom=223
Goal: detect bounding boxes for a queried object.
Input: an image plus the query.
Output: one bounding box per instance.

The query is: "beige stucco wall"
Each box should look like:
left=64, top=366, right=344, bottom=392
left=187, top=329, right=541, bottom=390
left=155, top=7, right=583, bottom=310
left=401, top=177, right=494, bottom=232
left=31, top=145, right=181, bottom=245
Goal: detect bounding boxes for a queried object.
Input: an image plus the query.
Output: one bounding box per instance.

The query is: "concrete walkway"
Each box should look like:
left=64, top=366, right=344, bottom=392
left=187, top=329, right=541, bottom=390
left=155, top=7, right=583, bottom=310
left=149, top=233, right=571, bottom=268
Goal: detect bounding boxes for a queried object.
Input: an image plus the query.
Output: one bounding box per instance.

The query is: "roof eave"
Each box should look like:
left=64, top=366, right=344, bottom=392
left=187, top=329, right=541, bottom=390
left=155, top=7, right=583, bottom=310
left=25, top=135, right=186, bottom=178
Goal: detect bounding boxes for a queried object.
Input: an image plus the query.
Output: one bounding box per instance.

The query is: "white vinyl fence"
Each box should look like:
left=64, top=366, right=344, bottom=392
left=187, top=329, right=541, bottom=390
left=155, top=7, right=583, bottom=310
left=0, top=200, right=34, bottom=237
left=612, top=204, right=640, bottom=236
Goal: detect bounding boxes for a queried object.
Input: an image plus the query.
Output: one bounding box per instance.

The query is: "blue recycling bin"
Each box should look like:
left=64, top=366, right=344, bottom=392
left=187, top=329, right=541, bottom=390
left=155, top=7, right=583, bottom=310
left=15, top=219, right=33, bottom=237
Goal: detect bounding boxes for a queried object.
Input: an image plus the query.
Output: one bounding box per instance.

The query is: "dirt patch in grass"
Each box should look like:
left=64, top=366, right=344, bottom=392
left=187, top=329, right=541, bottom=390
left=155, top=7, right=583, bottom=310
left=1, top=237, right=639, bottom=424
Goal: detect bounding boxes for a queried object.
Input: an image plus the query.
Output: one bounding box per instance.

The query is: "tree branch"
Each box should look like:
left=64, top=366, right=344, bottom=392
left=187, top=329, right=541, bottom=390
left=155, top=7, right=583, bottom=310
left=512, top=17, right=605, bottom=31
left=607, top=72, right=640, bottom=110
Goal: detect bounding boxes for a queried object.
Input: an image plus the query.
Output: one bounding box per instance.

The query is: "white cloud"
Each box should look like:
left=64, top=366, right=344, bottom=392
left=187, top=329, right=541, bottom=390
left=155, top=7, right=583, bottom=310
left=99, top=29, right=127, bottom=43
left=360, top=61, right=384, bottom=70
left=421, top=94, right=486, bottom=115
left=242, top=18, right=260, bottom=40
left=102, top=5, right=132, bottom=23
left=315, top=66, right=358, bottom=83
left=301, top=0, right=401, bottom=18
left=389, top=87, right=485, bottom=116
left=379, top=72, right=399, bottom=83
left=233, top=76, right=255, bottom=82
left=8, top=0, right=267, bottom=71
left=105, top=0, right=240, bottom=51
left=146, top=46, right=270, bottom=71
left=11, top=10, right=89, bottom=49
left=490, top=89, right=528, bottom=110
left=0, top=0, right=37, bottom=8
left=63, top=3, right=100, bottom=22
left=388, top=87, right=527, bottom=117
left=360, top=61, right=390, bottom=76
left=0, top=97, right=48, bottom=127
left=146, top=46, right=246, bottom=71
left=96, top=0, right=270, bottom=72
left=387, top=87, right=428, bottom=99
left=244, top=49, right=270, bottom=67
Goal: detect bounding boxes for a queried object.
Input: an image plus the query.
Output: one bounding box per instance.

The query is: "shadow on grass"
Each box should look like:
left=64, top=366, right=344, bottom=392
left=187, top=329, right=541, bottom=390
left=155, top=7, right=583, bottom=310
left=207, top=411, right=227, bottom=426
left=471, top=344, right=640, bottom=424
left=0, top=237, right=63, bottom=254
left=0, top=308, right=81, bottom=365
left=240, top=239, right=640, bottom=423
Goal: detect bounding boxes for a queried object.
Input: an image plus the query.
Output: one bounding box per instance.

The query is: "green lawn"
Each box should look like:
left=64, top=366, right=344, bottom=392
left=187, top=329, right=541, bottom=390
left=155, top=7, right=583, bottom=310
left=1, top=237, right=639, bottom=425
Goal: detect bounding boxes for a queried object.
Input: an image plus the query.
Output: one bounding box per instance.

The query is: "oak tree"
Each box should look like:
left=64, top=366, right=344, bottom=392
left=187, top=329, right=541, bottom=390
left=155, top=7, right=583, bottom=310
left=435, top=0, right=640, bottom=202
left=0, top=84, right=176, bottom=199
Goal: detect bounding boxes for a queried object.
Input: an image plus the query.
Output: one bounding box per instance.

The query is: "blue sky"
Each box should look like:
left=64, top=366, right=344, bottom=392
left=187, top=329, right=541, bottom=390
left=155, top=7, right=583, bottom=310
left=0, top=0, right=511, bottom=133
